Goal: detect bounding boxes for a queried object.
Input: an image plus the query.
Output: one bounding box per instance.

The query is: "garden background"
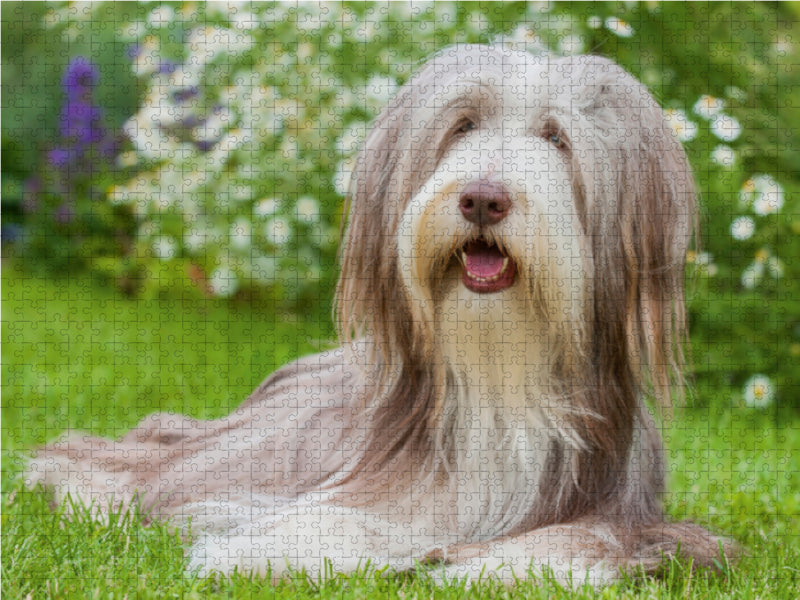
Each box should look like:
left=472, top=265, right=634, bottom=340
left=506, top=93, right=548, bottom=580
left=2, top=2, right=799, bottom=598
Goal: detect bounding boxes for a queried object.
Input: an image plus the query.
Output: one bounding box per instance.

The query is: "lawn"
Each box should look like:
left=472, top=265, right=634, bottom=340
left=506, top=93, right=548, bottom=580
left=2, top=266, right=799, bottom=599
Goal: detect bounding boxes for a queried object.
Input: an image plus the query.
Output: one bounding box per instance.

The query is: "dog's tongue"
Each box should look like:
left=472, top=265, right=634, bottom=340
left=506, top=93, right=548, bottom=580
left=464, top=241, right=506, bottom=278
left=461, top=240, right=516, bottom=293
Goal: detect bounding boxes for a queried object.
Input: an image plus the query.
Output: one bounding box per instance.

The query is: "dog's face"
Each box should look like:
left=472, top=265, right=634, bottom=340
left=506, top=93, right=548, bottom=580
left=338, top=45, right=695, bottom=433
left=395, top=51, right=590, bottom=389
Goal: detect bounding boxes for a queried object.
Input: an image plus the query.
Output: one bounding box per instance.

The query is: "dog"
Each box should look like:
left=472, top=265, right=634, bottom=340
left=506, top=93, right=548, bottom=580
left=28, top=45, right=732, bottom=586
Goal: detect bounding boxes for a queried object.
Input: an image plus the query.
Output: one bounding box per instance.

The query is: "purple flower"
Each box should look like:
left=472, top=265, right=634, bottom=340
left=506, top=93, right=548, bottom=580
left=195, top=139, right=217, bottom=152
left=126, top=44, right=141, bottom=60
left=22, top=177, right=41, bottom=214
left=47, top=147, right=75, bottom=168
left=158, top=60, right=179, bottom=74
left=60, top=100, right=105, bottom=144
left=1, top=223, right=24, bottom=243
left=62, top=56, right=99, bottom=100
left=54, top=202, right=74, bottom=225
left=172, top=87, right=199, bottom=103
left=49, top=56, right=111, bottom=170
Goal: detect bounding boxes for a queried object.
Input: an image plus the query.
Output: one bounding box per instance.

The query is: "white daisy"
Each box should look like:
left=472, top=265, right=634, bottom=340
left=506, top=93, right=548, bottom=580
left=209, top=267, right=239, bottom=298
left=152, top=236, right=178, bottom=260
left=741, top=261, right=764, bottom=289
left=710, top=145, right=736, bottom=167
left=295, top=196, right=319, bottom=224
left=605, top=17, right=634, bottom=37
left=664, top=109, right=698, bottom=142
left=710, top=113, right=742, bottom=142
left=731, top=216, right=755, bottom=241
left=229, top=218, right=252, bottom=251
left=743, top=374, right=775, bottom=408
left=264, top=217, right=291, bottom=246
left=692, top=95, right=725, bottom=119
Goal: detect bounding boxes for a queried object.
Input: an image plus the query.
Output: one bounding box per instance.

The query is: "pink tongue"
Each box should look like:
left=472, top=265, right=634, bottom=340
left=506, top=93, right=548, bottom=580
left=464, top=242, right=505, bottom=277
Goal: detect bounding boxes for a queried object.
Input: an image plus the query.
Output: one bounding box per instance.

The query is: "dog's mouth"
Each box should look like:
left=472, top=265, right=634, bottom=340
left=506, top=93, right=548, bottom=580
left=458, top=238, right=517, bottom=293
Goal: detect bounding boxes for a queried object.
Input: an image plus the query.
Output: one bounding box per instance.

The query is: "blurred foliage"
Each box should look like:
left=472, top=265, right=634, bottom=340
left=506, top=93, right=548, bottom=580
left=1, top=1, right=798, bottom=413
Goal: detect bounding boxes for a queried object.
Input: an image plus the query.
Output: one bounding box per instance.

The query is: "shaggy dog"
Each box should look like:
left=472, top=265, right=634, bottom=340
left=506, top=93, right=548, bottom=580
left=28, top=45, right=732, bottom=585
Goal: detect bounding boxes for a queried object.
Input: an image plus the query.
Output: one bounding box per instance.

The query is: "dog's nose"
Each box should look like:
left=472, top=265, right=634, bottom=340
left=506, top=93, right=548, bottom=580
left=458, top=180, right=511, bottom=226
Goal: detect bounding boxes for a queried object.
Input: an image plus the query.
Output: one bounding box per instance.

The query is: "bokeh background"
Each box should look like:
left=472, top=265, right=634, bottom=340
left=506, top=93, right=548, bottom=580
left=2, top=2, right=799, bottom=597
left=4, top=1, right=798, bottom=413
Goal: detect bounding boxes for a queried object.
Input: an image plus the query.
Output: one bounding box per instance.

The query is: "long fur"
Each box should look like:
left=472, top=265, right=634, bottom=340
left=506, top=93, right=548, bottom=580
left=27, top=45, right=733, bottom=585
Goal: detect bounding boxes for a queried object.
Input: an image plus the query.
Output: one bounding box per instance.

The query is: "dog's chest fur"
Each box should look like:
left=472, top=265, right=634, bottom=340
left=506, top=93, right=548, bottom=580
left=432, top=286, right=551, bottom=540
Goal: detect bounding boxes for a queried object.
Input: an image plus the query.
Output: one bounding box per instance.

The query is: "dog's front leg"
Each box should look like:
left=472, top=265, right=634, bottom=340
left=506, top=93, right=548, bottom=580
left=186, top=499, right=416, bottom=582
left=428, top=522, right=624, bottom=587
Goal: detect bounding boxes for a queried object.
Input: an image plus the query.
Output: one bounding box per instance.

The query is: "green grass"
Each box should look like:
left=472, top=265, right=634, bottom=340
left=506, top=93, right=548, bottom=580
left=3, top=266, right=799, bottom=598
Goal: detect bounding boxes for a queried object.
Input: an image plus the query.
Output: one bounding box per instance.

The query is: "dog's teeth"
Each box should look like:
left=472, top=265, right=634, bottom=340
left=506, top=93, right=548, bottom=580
left=501, top=257, right=508, bottom=273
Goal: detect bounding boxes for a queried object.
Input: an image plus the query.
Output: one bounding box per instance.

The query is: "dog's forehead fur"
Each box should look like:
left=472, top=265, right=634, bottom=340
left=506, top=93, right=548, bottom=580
left=405, top=46, right=652, bottom=138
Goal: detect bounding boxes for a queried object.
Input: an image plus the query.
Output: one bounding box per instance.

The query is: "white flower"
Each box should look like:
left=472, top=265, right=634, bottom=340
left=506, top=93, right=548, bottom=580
left=690, top=251, right=718, bottom=277
left=147, top=5, right=174, bottom=28
left=664, top=109, right=698, bottom=142
left=229, top=218, right=252, bottom=250
left=710, top=145, right=736, bottom=167
left=731, top=216, right=755, bottom=241
left=587, top=16, right=603, bottom=29
left=232, top=182, right=252, bottom=203
left=725, top=86, right=747, bottom=102
left=193, top=107, right=235, bottom=144
left=738, top=178, right=757, bottom=209
left=254, top=198, right=279, bottom=218
left=152, top=236, right=178, bottom=260
left=767, top=256, right=785, bottom=279
left=124, top=112, right=177, bottom=162
left=132, top=35, right=160, bottom=77
left=558, top=34, right=585, bottom=55
left=295, top=196, right=319, bottom=224
left=264, top=217, right=291, bottom=246
left=231, top=10, right=258, bottom=31
left=116, top=151, right=139, bottom=168
left=365, top=75, right=398, bottom=104
left=107, top=185, right=129, bottom=206
left=251, top=253, right=279, bottom=284
left=119, top=21, right=146, bottom=41
left=741, top=261, right=764, bottom=289
left=334, top=158, right=355, bottom=197
left=742, top=374, right=775, bottom=409
left=184, top=227, right=207, bottom=253
left=168, top=65, right=202, bottom=89
left=209, top=267, right=239, bottom=298
left=751, top=175, right=784, bottom=215
left=605, top=17, right=634, bottom=38
left=710, top=113, right=742, bottom=142
left=467, top=11, right=489, bottom=34
left=528, top=1, right=553, bottom=14
left=692, top=95, right=725, bottom=119
left=336, top=121, right=368, bottom=155
left=695, top=251, right=713, bottom=266
left=187, top=26, right=253, bottom=68
left=509, top=24, right=537, bottom=44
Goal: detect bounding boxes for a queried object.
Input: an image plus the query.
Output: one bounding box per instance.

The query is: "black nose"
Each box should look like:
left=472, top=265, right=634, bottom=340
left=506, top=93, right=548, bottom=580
left=458, top=180, right=511, bottom=226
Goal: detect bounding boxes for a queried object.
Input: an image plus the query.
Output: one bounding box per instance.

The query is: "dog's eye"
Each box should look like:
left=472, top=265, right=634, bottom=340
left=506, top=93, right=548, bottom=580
left=455, top=120, right=476, bottom=135
left=548, top=133, right=565, bottom=148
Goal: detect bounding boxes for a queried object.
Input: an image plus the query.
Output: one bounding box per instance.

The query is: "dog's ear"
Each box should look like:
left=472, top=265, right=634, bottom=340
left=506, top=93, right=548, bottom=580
left=563, top=55, right=696, bottom=409
left=335, top=71, right=424, bottom=365
left=336, top=47, right=485, bottom=364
